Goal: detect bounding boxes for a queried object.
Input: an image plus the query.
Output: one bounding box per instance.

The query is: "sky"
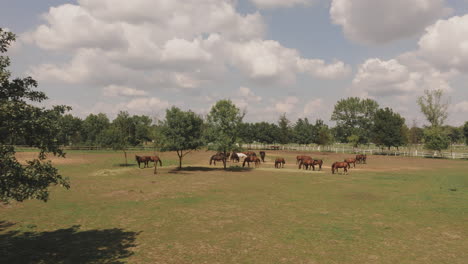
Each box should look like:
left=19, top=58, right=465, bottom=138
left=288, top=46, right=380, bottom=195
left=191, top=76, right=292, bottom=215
left=1, top=0, right=468, bottom=126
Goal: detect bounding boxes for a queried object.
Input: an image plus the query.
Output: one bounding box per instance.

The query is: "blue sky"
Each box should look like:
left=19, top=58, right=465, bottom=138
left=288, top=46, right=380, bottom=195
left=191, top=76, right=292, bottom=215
left=2, top=0, right=468, bottom=126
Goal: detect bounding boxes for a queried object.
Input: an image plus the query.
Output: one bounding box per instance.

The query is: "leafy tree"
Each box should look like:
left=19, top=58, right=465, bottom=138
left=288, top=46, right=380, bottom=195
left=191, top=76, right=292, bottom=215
left=251, top=122, right=279, bottom=144
left=444, top=126, right=464, bottom=145
left=464, top=122, right=468, bottom=146
left=423, top=127, right=450, bottom=155
left=106, top=111, right=133, bottom=166
left=131, top=115, right=153, bottom=146
left=372, top=108, right=407, bottom=150
left=58, top=114, right=83, bottom=146
left=331, top=97, right=379, bottom=145
left=160, top=107, right=204, bottom=169
left=293, top=118, right=315, bottom=144
left=82, top=113, right=110, bottom=146
left=316, top=125, right=334, bottom=146
left=409, top=125, right=424, bottom=145
left=238, top=122, right=254, bottom=144
left=0, top=29, right=70, bottom=203
left=277, top=114, right=293, bottom=144
left=206, top=100, right=244, bottom=169
left=417, top=89, right=449, bottom=128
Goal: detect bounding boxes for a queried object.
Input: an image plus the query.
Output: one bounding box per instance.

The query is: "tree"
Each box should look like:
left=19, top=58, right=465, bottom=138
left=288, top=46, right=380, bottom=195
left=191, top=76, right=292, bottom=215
left=160, top=107, right=204, bottom=169
left=82, top=113, right=110, bottom=146
left=316, top=125, right=334, bottom=146
left=408, top=124, right=424, bottom=145
left=423, top=127, right=450, bottom=156
left=206, top=100, right=244, bottom=169
left=277, top=114, right=293, bottom=144
left=331, top=97, right=379, bottom=145
left=105, top=111, right=134, bottom=166
left=417, top=89, right=449, bottom=128
left=293, top=118, right=315, bottom=144
left=464, top=122, right=468, bottom=146
left=0, top=29, right=70, bottom=203
left=372, top=108, right=407, bottom=150
left=58, top=114, right=83, bottom=146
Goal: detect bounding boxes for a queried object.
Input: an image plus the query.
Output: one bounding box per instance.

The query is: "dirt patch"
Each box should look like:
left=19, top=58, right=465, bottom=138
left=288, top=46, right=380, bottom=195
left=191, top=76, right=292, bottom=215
left=92, top=168, right=133, bottom=177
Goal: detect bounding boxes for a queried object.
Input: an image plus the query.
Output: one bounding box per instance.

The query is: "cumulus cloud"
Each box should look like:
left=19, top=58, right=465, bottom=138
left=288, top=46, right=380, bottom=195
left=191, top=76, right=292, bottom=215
left=352, top=58, right=452, bottom=98
left=417, top=14, right=468, bottom=73
left=24, top=0, right=350, bottom=90
left=303, top=98, right=323, bottom=115
left=330, top=0, right=450, bottom=45
left=452, top=101, right=468, bottom=113
left=239, top=87, right=262, bottom=102
left=103, top=85, right=147, bottom=97
left=275, top=96, right=299, bottom=113
left=250, top=0, right=313, bottom=9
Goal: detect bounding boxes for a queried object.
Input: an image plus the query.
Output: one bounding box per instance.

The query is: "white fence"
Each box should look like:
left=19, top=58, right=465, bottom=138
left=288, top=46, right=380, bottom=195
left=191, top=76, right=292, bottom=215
left=242, top=144, right=468, bottom=160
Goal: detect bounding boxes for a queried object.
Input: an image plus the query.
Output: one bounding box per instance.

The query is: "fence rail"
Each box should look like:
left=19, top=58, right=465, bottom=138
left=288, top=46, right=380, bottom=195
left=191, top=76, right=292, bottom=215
left=242, top=144, right=468, bottom=160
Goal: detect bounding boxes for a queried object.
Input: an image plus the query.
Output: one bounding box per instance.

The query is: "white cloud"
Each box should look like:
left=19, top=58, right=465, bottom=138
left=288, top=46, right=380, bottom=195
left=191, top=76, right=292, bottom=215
left=452, top=101, right=468, bottom=113
left=103, top=85, right=147, bottom=97
left=352, top=58, right=452, bottom=98
left=250, top=0, right=313, bottom=9
left=275, top=96, right=299, bottom=113
left=239, top=87, right=262, bottom=102
left=330, top=0, right=450, bottom=45
left=303, top=98, right=323, bottom=115
left=25, top=0, right=350, bottom=90
left=417, top=14, right=468, bottom=73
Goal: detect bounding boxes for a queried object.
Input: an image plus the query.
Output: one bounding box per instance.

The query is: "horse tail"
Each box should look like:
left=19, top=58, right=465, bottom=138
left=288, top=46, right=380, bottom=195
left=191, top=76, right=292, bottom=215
left=242, top=159, right=246, bottom=168
left=331, top=162, right=336, bottom=174
left=298, top=160, right=302, bottom=169
left=158, top=158, right=162, bottom=166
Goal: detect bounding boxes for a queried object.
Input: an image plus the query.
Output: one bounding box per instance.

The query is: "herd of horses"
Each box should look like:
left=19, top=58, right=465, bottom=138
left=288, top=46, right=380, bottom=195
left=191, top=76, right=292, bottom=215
left=135, top=152, right=367, bottom=175
left=209, top=151, right=367, bottom=174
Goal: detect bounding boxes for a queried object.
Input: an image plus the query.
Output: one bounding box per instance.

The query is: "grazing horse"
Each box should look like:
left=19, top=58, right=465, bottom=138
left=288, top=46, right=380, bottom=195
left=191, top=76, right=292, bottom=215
left=244, top=151, right=257, bottom=157
left=210, top=154, right=226, bottom=166
left=149, top=156, right=163, bottom=174
left=331, top=162, right=348, bottom=174
left=299, top=159, right=314, bottom=170
left=243, top=156, right=261, bottom=168
left=230, top=152, right=240, bottom=163
left=296, top=155, right=312, bottom=164
left=236, top=153, right=248, bottom=160
left=259, top=151, right=266, bottom=162
left=135, top=155, right=151, bottom=168
left=275, top=157, right=285, bottom=168
left=344, top=158, right=356, bottom=168
left=356, top=154, right=367, bottom=164
left=311, top=159, right=323, bottom=171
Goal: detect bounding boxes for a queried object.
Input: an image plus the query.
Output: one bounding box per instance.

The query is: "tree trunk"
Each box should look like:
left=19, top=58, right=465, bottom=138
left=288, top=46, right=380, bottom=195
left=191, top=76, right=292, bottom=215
left=223, top=150, right=227, bottom=169
left=178, top=151, right=183, bottom=169
left=124, top=150, right=128, bottom=166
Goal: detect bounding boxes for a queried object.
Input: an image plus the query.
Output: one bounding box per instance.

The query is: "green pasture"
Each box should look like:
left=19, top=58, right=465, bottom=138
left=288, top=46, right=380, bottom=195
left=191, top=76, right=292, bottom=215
left=1, top=150, right=467, bottom=263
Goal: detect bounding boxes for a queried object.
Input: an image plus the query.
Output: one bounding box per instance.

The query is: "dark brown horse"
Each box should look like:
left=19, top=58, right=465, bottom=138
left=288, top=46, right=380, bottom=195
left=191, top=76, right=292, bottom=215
left=244, top=151, right=257, bottom=157
left=149, top=156, right=163, bottom=174
left=296, top=155, right=312, bottom=164
left=299, top=159, right=314, bottom=170
left=344, top=158, right=356, bottom=168
left=275, top=157, right=285, bottom=168
left=135, top=155, right=151, bottom=168
left=332, top=162, right=348, bottom=174
left=356, top=154, right=367, bottom=164
left=259, top=151, right=266, bottom=162
left=230, top=152, right=240, bottom=163
left=210, top=154, right=226, bottom=166
left=311, top=159, right=323, bottom=171
left=243, top=156, right=261, bottom=168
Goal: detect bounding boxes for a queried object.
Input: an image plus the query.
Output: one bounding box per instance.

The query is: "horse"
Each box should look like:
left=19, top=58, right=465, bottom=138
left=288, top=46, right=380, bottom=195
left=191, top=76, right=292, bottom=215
left=344, top=158, right=356, bottom=168
left=244, top=151, right=257, bottom=157
left=356, top=154, right=367, bottom=164
left=259, top=151, right=266, bottom=162
left=243, top=156, right=261, bottom=168
left=210, top=154, right=226, bottom=166
left=149, top=156, right=163, bottom=174
left=135, top=155, right=151, bottom=168
left=236, top=153, right=248, bottom=160
left=311, top=159, right=323, bottom=171
left=299, top=159, right=314, bottom=170
left=230, top=152, right=240, bottom=163
left=275, top=157, right=285, bottom=168
left=331, top=162, right=348, bottom=174
left=296, top=155, right=312, bottom=164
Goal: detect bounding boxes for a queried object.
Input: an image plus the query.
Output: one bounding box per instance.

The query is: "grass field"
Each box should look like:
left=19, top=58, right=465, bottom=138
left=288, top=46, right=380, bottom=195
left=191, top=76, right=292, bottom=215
left=1, top=150, right=467, bottom=263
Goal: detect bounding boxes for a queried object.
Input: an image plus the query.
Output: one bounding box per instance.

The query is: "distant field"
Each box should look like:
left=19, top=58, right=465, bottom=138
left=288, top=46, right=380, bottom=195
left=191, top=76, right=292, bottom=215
left=1, top=150, right=467, bottom=263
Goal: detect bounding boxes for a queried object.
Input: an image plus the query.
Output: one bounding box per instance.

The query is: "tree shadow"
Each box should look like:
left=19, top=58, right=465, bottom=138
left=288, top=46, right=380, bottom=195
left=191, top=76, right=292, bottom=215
left=115, top=163, right=138, bottom=167
left=168, top=166, right=253, bottom=174
left=0, top=224, right=140, bottom=264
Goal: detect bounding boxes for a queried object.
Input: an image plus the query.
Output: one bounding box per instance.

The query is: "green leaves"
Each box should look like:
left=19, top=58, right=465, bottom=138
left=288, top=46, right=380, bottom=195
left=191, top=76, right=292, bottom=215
left=372, top=107, right=407, bottom=149
left=423, top=127, right=450, bottom=153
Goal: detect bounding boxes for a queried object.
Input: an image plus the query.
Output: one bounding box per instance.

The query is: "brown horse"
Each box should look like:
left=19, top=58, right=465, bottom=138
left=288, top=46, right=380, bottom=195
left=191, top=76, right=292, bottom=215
left=230, top=152, right=240, bottom=163
left=296, top=155, right=312, bottom=164
left=243, top=156, right=261, bottom=168
left=311, top=159, right=323, bottom=171
left=135, top=155, right=151, bottom=168
left=299, top=159, right=314, bottom=170
left=332, top=162, right=348, bottom=174
left=259, top=151, right=266, bottom=162
left=244, top=151, right=257, bottom=157
left=344, top=158, right=356, bottom=168
left=149, top=156, right=163, bottom=174
left=210, top=154, right=226, bottom=166
left=356, top=154, right=367, bottom=164
left=275, top=157, right=285, bottom=168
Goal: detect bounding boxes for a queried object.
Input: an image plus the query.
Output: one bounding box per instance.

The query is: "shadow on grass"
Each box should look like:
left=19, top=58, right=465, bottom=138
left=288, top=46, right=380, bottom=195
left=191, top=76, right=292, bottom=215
left=116, top=163, right=138, bottom=167
left=169, top=166, right=253, bottom=174
left=0, top=224, right=140, bottom=264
